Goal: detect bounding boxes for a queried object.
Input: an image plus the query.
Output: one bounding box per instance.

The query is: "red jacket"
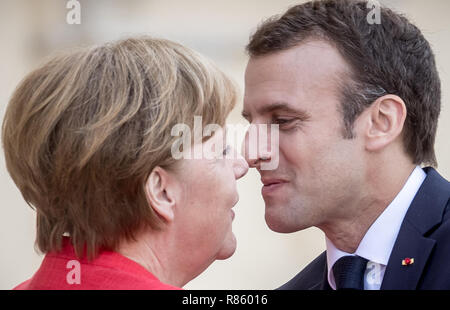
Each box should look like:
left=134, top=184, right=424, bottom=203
left=14, top=237, right=180, bottom=290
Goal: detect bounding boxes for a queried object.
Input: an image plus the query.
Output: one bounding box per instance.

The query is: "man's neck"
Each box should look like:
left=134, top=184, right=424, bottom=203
left=319, top=161, right=416, bottom=253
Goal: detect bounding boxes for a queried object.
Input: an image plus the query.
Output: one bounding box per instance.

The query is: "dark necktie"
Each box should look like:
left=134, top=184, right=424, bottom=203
left=332, top=255, right=369, bottom=290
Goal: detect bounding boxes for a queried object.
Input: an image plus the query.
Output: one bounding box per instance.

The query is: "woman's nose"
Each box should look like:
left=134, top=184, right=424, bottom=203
left=242, top=130, right=256, bottom=167
left=234, top=153, right=249, bottom=180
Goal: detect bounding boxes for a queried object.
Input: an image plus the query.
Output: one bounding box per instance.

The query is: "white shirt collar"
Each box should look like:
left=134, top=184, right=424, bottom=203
left=326, top=166, right=426, bottom=288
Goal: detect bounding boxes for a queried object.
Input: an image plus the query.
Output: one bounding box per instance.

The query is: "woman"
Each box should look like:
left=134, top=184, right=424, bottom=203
left=2, top=37, right=248, bottom=289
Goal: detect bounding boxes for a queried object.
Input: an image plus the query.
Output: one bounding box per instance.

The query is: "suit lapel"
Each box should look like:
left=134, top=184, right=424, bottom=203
left=308, top=264, right=331, bottom=290
left=320, top=253, right=332, bottom=290
left=304, top=251, right=331, bottom=290
left=380, top=222, right=435, bottom=289
left=381, top=167, right=449, bottom=290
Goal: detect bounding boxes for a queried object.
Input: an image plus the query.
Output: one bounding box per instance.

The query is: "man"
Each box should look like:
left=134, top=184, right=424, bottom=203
left=242, top=0, right=450, bottom=290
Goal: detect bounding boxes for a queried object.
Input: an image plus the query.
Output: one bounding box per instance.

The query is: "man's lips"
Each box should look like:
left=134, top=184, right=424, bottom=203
left=261, top=178, right=287, bottom=186
left=261, top=178, right=288, bottom=195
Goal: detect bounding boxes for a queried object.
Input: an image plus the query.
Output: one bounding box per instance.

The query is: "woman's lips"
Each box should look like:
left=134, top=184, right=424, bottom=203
left=230, top=196, right=238, bottom=220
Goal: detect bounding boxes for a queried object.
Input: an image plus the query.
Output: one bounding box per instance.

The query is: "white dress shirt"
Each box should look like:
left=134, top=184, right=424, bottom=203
left=326, top=166, right=426, bottom=290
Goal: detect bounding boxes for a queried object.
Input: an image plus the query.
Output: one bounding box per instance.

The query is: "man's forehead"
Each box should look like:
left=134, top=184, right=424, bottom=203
left=245, top=53, right=298, bottom=87
left=245, top=39, right=350, bottom=86
left=244, top=41, right=349, bottom=115
left=243, top=72, right=311, bottom=117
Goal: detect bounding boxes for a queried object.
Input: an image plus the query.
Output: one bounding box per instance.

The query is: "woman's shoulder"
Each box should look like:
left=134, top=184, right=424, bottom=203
left=12, top=279, right=31, bottom=290
left=13, top=241, right=181, bottom=290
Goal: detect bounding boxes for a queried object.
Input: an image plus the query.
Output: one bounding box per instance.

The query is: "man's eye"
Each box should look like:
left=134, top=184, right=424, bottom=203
left=273, top=118, right=293, bottom=125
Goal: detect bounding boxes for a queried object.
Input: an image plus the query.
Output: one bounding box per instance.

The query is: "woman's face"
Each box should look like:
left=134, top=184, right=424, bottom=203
left=172, top=128, right=248, bottom=269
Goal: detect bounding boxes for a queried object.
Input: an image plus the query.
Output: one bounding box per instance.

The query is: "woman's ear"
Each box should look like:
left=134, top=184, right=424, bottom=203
left=365, top=95, right=407, bottom=152
left=145, top=166, right=176, bottom=223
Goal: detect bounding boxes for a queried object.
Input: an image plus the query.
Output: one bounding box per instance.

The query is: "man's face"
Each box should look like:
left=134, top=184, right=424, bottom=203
left=243, top=40, right=366, bottom=233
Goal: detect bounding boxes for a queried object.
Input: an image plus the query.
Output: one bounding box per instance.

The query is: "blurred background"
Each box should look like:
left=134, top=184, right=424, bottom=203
left=0, top=0, right=449, bottom=290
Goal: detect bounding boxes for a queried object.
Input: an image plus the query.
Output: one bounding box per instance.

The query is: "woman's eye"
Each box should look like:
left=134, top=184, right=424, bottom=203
left=222, top=145, right=231, bottom=156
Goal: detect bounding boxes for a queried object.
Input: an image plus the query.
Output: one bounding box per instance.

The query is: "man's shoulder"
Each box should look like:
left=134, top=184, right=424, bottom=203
left=418, top=167, right=450, bottom=230
left=413, top=169, right=450, bottom=288
left=427, top=175, right=450, bottom=238
left=422, top=167, right=450, bottom=198
left=382, top=167, right=450, bottom=289
left=277, top=251, right=327, bottom=290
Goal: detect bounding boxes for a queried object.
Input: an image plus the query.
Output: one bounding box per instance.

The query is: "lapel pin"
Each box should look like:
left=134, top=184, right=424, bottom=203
left=402, top=257, right=414, bottom=266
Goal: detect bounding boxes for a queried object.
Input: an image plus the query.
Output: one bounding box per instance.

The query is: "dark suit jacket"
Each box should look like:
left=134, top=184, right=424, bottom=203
left=279, top=167, right=450, bottom=290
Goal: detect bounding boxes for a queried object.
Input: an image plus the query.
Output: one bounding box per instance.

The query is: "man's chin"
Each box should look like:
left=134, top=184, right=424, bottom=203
left=265, top=211, right=305, bottom=233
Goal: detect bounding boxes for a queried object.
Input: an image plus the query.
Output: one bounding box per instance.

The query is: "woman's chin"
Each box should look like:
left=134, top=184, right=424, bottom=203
left=216, top=233, right=237, bottom=260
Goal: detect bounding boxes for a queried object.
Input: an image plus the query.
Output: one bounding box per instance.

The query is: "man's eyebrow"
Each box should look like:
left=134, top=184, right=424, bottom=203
left=242, top=102, right=311, bottom=121
left=241, top=110, right=250, bottom=120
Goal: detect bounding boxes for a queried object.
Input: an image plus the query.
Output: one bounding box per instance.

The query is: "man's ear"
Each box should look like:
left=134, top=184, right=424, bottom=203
left=365, top=95, right=407, bottom=152
left=145, top=166, right=176, bottom=223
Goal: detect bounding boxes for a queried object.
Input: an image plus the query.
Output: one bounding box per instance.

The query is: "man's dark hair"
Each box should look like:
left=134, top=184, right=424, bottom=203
left=247, top=0, right=441, bottom=167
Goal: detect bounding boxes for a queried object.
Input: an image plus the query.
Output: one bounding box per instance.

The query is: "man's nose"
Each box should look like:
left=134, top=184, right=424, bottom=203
left=242, top=128, right=272, bottom=169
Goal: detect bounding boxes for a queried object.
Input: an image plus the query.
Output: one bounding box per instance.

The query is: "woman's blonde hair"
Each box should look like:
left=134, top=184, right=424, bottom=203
left=2, top=37, right=237, bottom=259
